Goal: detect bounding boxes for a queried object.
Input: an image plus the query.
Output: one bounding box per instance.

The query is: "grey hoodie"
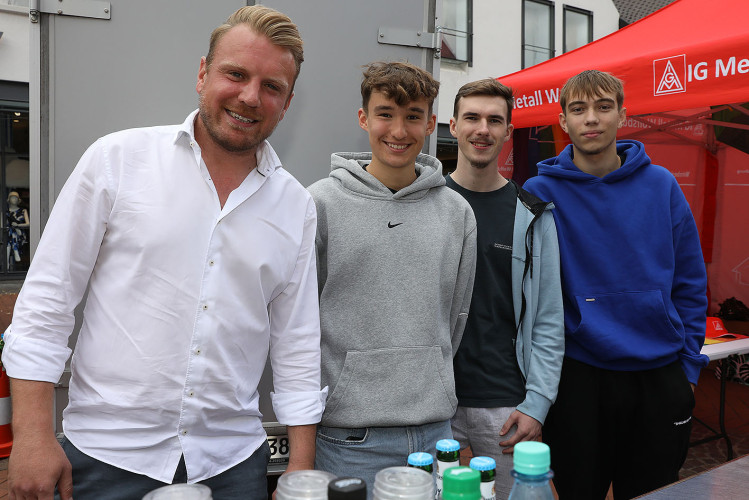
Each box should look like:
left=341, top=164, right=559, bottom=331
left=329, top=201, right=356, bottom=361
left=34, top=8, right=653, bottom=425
left=308, top=152, right=477, bottom=427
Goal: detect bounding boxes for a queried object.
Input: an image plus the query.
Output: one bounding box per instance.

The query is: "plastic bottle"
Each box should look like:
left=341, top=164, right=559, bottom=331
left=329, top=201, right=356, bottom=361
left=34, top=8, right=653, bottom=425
left=435, top=439, right=460, bottom=499
left=372, top=466, right=434, bottom=500
left=275, top=470, right=337, bottom=500
left=328, top=476, right=367, bottom=500
left=441, top=466, right=481, bottom=500
left=141, top=484, right=212, bottom=500
left=408, top=452, right=435, bottom=474
left=469, top=456, right=496, bottom=500
left=507, top=442, right=554, bottom=500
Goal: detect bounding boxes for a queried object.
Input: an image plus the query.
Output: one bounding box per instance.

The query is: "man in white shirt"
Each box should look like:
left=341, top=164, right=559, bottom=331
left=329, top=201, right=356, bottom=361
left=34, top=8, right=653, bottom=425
left=2, top=6, right=325, bottom=500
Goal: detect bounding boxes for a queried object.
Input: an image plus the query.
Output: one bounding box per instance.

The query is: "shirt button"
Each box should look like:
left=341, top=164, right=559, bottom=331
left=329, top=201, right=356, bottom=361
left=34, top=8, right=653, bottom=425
left=182, top=430, right=188, bottom=435
left=196, top=349, right=202, bottom=355
left=209, top=260, right=215, bottom=266
left=189, top=390, right=195, bottom=397
left=203, top=304, right=208, bottom=310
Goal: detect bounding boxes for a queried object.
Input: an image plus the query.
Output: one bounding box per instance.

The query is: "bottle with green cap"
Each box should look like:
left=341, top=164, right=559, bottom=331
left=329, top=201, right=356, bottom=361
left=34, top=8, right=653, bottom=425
left=441, top=466, right=481, bottom=500
left=507, top=441, right=554, bottom=500
left=408, top=452, right=434, bottom=474
left=469, top=457, right=496, bottom=500
left=435, top=439, right=461, bottom=499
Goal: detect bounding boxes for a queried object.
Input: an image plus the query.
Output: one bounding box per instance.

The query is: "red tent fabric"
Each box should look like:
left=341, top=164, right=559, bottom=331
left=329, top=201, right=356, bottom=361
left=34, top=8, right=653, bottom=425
left=498, top=0, right=749, bottom=129
left=494, top=0, right=749, bottom=313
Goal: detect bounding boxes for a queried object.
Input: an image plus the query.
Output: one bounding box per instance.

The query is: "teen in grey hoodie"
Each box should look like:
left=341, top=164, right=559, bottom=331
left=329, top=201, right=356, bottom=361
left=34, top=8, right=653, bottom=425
left=308, top=62, right=476, bottom=496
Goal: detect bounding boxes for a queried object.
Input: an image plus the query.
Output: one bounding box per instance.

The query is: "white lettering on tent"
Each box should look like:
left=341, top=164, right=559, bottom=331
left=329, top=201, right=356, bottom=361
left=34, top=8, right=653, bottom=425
left=689, top=62, right=708, bottom=81
left=656, top=60, right=685, bottom=95
left=544, top=88, right=560, bottom=103
left=716, top=57, right=749, bottom=77
left=515, top=90, right=547, bottom=109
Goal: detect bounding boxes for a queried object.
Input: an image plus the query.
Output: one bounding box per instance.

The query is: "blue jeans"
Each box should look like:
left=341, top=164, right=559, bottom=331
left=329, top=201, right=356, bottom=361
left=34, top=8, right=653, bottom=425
left=56, top=437, right=270, bottom=500
left=315, top=420, right=452, bottom=500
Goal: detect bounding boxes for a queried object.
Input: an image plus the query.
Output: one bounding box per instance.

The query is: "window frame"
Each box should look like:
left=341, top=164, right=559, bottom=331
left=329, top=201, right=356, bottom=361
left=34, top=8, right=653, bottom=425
left=439, top=0, right=473, bottom=65
left=522, top=0, right=555, bottom=69
left=563, top=4, right=593, bottom=53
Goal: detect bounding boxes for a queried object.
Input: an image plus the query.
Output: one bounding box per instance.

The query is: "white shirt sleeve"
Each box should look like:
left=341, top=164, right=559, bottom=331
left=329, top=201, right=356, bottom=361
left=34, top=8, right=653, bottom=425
left=269, top=196, right=327, bottom=426
left=3, top=139, right=114, bottom=383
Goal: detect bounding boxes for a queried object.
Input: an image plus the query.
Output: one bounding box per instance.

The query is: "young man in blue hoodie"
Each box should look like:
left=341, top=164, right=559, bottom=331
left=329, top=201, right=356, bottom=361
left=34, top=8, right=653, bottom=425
left=445, top=78, right=564, bottom=499
left=308, top=61, right=477, bottom=497
left=523, top=70, right=708, bottom=500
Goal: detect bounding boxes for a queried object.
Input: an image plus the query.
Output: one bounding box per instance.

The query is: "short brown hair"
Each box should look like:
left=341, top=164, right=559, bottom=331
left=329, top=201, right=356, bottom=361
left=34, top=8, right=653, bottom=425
left=206, top=6, right=304, bottom=81
left=560, top=70, right=624, bottom=112
left=453, top=79, right=514, bottom=123
left=360, top=61, right=440, bottom=114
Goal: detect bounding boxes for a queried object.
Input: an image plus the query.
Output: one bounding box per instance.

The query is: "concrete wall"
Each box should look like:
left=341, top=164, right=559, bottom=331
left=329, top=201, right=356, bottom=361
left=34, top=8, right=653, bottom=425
left=437, top=0, right=620, bottom=126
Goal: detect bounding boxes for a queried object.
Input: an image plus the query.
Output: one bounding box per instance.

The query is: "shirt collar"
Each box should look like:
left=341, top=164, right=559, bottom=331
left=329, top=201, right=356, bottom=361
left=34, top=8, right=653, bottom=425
left=174, top=110, right=283, bottom=177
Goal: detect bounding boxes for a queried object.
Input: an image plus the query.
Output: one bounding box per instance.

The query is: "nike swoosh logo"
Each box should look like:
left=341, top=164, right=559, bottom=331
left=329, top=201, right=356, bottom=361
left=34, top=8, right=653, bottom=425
left=388, top=222, right=403, bottom=228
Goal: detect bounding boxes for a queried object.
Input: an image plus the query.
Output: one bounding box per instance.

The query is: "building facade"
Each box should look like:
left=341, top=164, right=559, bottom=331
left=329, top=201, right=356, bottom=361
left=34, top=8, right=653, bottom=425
left=436, top=0, right=620, bottom=169
left=0, top=1, right=30, bottom=278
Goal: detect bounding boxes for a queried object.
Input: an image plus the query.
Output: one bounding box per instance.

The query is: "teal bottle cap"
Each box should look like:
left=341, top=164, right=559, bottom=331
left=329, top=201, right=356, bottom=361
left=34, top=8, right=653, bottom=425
left=408, top=452, right=434, bottom=467
left=512, top=441, right=551, bottom=475
left=442, top=467, right=481, bottom=499
left=436, top=439, right=460, bottom=452
left=469, top=456, right=496, bottom=471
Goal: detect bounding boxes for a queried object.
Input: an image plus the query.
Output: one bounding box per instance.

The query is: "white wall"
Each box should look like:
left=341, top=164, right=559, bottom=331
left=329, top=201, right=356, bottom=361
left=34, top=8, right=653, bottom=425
left=437, top=0, right=620, bottom=125
left=0, top=5, right=30, bottom=83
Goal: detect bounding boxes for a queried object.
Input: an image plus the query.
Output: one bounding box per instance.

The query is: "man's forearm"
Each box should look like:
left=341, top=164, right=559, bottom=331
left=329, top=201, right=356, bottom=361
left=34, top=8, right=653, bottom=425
left=10, top=378, right=56, bottom=439
left=285, top=423, right=317, bottom=471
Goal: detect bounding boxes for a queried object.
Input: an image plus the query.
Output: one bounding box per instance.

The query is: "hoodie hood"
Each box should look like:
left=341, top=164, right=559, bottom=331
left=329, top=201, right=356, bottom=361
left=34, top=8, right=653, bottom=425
left=329, top=152, right=445, bottom=200
left=537, top=140, right=651, bottom=183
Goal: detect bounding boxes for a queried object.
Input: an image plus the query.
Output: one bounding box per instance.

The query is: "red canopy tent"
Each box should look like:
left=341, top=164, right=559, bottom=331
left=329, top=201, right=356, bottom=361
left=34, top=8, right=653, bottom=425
left=493, top=0, right=749, bottom=314
left=498, top=0, right=749, bottom=129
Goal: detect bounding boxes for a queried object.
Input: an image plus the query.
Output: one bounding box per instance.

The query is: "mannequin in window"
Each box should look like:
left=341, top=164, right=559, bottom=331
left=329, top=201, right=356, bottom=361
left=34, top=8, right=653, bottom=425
left=7, top=191, right=29, bottom=270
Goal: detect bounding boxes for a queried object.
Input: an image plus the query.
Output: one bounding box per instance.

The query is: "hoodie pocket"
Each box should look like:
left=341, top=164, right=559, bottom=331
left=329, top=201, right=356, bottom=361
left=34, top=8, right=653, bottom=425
left=323, top=346, right=457, bottom=427
left=570, top=290, right=682, bottom=362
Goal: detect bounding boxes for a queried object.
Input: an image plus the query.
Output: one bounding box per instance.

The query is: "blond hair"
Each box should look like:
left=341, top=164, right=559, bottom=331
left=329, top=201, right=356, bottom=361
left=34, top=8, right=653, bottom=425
left=206, top=6, right=304, bottom=80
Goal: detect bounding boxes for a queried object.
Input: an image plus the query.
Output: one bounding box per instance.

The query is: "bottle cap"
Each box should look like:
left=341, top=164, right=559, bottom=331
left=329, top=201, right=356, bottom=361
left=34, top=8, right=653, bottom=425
left=436, top=439, right=460, bottom=452
left=512, top=441, right=551, bottom=476
left=372, top=466, right=433, bottom=499
left=276, top=470, right=337, bottom=499
left=469, top=456, right=496, bottom=472
left=442, top=467, right=481, bottom=499
left=408, top=452, right=434, bottom=467
left=328, top=477, right=366, bottom=500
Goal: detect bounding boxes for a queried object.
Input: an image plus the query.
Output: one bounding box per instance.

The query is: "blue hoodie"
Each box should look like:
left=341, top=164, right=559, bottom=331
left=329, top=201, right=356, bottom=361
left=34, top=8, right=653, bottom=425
left=524, top=140, right=708, bottom=384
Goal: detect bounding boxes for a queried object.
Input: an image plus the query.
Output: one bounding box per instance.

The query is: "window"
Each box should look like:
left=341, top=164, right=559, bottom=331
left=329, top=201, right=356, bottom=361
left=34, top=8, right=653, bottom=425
left=0, top=106, right=30, bottom=276
left=440, top=0, right=472, bottom=64
left=523, top=0, right=554, bottom=68
left=564, top=6, right=592, bottom=53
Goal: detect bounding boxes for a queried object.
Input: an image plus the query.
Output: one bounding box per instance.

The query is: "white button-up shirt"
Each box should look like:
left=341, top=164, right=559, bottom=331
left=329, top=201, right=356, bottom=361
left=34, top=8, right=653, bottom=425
left=3, top=111, right=326, bottom=482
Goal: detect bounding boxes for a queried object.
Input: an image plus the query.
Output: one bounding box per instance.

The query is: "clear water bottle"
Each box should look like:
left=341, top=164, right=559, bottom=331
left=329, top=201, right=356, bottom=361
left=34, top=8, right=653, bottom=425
left=276, top=470, right=337, bottom=500
left=507, top=442, right=554, bottom=500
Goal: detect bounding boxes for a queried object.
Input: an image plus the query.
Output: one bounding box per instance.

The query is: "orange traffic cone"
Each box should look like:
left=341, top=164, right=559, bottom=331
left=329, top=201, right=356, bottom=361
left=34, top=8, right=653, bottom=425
left=0, top=366, right=12, bottom=457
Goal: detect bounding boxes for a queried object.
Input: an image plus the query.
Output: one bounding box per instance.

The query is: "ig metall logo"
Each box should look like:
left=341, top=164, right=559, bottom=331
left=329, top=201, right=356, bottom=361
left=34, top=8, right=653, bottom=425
left=653, top=55, right=686, bottom=96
